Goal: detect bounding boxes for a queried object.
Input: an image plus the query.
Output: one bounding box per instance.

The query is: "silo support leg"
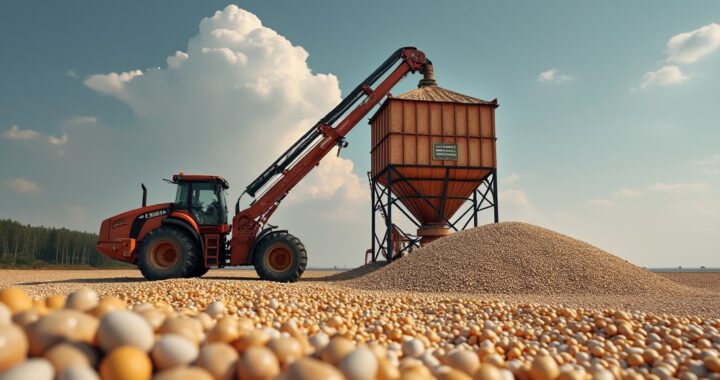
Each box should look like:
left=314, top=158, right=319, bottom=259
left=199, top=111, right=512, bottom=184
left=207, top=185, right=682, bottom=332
left=492, top=169, right=499, bottom=223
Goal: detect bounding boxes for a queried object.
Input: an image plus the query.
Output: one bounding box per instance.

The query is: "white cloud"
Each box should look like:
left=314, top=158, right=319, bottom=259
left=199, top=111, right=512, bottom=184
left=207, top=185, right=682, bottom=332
left=4, top=178, right=41, bottom=194
left=73, top=5, right=368, bottom=265
left=585, top=199, right=613, bottom=207
left=613, top=188, right=643, bottom=198
left=83, top=70, right=143, bottom=101
left=2, top=125, right=40, bottom=140
left=666, top=23, right=720, bottom=64
left=498, top=174, right=532, bottom=214
left=63, top=116, right=98, bottom=126
left=538, top=68, right=575, bottom=83
left=693, top=153, right=720, bottom=175
left=496, top=187, right=546, bottom=226
left=611, top=182, right=711, bottom=198
left=638, top=65, right=688, bottom=90
left=650, top=182, right=711, bottom=194
left=2, top=125, right=67, bottom=152
left=636, top=23, right=720, bottom=90
left=167, top=51, right=189, bottom=69
left=66, top=69, right=78, bottom=79
left=500, top=173, right=520, bottom=186
left=48, top=134, right=68, bottom=146
left=499, top=189, right=530, bottom=207
left=201, top=47, right=248, bottom=65
left=290, top=155, right=366, bottom=202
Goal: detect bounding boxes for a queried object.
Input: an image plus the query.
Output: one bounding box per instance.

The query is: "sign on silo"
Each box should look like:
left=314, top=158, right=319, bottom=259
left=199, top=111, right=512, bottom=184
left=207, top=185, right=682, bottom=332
left=433, top=143, right=458, bottom=160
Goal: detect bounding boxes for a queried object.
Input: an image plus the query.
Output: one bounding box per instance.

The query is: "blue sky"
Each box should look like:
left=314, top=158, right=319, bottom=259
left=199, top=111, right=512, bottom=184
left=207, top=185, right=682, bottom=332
left=1, top=1, right=719, bottom=267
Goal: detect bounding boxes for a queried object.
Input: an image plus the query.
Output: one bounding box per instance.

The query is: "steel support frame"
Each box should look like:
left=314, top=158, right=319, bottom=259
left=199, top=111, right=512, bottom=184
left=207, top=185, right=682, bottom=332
left=369, top=166, right=498, bottom=262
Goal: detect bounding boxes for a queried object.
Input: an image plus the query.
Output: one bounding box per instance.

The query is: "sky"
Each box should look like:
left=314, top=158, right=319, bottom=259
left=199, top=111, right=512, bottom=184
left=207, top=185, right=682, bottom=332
left=1, top=1, right=719, bottom=268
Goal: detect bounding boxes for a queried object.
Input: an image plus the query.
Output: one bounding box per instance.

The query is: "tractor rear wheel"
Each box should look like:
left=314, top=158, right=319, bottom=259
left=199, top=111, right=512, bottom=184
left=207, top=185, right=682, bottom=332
left=253, top=232, right=307, bottom=282
left=137, top=227, right=198, bottom=280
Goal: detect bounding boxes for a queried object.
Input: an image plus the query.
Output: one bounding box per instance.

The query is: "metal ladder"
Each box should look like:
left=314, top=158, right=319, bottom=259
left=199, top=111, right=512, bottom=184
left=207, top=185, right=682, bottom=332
left=204, top=234, right=220, bottom=267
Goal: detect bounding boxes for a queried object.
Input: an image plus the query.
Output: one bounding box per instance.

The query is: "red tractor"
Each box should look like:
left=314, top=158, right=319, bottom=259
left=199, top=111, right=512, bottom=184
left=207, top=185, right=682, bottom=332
left=96, top=47, right=432, bottom=282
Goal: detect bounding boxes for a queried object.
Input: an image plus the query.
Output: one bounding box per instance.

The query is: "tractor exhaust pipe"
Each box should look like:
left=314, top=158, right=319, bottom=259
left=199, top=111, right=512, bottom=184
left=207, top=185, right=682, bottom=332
left=141, top=183, right=147, bottom=207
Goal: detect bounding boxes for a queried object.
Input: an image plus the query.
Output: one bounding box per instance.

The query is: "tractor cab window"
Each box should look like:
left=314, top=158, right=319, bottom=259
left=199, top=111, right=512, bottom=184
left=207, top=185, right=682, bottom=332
left=174, top=182, right=227, bottom=225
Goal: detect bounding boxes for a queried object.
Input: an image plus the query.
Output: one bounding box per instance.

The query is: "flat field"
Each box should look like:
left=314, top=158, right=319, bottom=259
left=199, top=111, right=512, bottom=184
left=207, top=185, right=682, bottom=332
left=1, top=268, right=719, bottom=318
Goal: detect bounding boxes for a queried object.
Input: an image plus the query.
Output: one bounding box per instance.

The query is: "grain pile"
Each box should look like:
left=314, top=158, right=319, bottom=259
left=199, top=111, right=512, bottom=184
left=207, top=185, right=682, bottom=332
left=348, top=222, right=701, bottom=296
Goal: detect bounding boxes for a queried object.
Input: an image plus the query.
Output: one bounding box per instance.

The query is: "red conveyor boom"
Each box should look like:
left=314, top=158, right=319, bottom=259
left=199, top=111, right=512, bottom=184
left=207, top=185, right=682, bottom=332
left=229, top=47, right=431, bottom=265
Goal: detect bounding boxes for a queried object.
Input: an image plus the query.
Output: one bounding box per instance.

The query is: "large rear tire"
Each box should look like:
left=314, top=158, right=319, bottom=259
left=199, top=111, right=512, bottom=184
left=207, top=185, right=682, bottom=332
left=253, top=232, right=307, bottom=282
left=137, top=226, right=198, bottom=280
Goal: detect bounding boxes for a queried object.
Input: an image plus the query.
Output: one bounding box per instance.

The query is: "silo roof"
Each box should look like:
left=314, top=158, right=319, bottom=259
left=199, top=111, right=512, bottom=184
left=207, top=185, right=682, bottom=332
left=394, top=84, right=496, bottom=105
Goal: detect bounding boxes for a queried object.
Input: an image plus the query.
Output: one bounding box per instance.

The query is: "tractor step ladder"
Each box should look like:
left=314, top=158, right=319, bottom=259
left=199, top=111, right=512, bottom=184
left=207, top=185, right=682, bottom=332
left=204, top=234, right=220, bottom=267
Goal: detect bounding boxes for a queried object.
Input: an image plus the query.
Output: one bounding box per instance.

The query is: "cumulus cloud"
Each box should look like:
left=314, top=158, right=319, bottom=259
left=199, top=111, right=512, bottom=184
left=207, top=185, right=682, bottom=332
left=538, top=68, right=575, bottom=83
left=48, top=134, right=68, bottom=146
left=666, top=23, right=720, bottom=64
left=83, top=70, right=143, bottom=101
left=496, top=186, right=545, bottom=225
left=290, top=155, right=366, bottom=202
left=637, top=65, right=688, bottom=90
left=61, top=116, right=98, bottom=127
left=499, top=189, right=530, bottom=207
left=2, top=125, right=67, bottom=151
left=500, top=173, right=520, bottom=186
left=636, top=23, right=720, bottom=90
left=66, top=69, right=78, bottom=79
left=498, top=174, right=533, bottom=211
left=2, top=125, right=40, bottom=140
left=4, top=178, right=41, bottom=194
left=73, top=5, right=369, bottom=265
left=166, top=51, right=189, bottom=69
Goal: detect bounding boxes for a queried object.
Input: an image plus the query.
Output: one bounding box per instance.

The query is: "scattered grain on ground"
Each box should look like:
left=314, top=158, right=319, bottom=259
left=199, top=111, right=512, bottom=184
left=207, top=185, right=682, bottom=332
left=1, top=221, right=719, bottom=378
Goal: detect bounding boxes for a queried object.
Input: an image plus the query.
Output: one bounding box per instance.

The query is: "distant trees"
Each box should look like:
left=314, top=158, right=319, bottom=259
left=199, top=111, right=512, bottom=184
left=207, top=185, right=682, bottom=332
left=0, top=219, right=128, bottom=267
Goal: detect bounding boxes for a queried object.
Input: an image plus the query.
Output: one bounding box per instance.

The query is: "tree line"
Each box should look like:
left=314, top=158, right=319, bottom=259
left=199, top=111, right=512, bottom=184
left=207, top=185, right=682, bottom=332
left=0, top=219, right=129, bottom=267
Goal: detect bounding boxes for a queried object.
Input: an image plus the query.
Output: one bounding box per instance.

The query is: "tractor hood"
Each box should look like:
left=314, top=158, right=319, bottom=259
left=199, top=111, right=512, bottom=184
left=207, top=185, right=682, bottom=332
left=97, top=203, right=173, bottom=263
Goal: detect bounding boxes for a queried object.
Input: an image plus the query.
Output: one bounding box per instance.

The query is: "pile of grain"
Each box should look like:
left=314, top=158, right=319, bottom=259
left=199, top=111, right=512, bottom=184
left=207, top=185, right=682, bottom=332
left=348, top=222, right=702, bottom=296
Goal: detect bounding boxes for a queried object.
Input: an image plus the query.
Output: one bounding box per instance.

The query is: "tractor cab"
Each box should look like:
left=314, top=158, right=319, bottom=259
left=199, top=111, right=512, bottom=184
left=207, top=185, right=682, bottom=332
left=171, top=174, right=229, bottom=226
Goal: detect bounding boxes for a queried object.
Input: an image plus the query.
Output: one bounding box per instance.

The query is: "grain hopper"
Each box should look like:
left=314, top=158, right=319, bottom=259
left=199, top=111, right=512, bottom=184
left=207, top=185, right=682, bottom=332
left=367, top=66, right=499, bottom=261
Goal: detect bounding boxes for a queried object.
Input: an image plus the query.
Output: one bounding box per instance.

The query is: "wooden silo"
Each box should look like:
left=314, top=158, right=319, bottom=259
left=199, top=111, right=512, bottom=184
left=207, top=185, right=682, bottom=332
left=368, top=71, right=499, bottom=261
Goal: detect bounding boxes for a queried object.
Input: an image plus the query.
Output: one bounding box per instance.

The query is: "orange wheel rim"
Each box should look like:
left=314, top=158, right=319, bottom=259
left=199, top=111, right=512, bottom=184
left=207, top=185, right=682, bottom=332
left=267, top=245, right=293, bottom=272
left=149, top=240, right=179, bottom=269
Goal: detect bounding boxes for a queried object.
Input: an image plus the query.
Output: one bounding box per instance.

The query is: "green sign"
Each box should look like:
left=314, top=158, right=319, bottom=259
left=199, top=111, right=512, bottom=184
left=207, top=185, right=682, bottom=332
left=433, top=143, right=458, bottom=160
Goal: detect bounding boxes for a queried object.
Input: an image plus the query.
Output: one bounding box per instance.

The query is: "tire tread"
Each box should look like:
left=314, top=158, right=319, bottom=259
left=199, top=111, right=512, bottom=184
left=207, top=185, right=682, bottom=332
left=137, top=226, right=198, bottom=280
left=253, top=232, right=307, bottom=282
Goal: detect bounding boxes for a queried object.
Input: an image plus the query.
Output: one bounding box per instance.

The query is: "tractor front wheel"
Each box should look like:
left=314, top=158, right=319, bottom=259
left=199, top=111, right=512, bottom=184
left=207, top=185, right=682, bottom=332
left=137, top=227, right=198, bottom=280
left=253, top=232, right=307, bottom=282
left=189, top=264, right=210, bottom=278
